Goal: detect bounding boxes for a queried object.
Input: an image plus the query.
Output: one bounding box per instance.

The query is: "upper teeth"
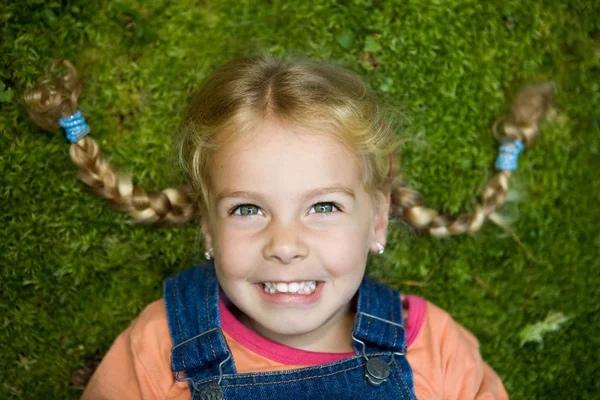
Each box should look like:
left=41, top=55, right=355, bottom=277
left=263, top=281, right=317, bottom=294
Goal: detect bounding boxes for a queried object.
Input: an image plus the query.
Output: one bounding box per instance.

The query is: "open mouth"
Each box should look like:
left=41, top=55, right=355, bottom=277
left=262, top=281, right=318, bottom=295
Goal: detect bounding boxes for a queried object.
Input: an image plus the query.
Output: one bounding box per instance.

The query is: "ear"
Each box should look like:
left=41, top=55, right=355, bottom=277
left=370, top=191, right=391, bottom=254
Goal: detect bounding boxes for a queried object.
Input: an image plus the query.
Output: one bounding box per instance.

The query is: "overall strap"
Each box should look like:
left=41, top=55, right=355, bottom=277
left=163, top=262, right=236, bottom=387
left=353, top=275, right=407, bottom=355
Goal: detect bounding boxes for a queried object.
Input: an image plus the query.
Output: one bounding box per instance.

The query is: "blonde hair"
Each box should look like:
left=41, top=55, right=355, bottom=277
left=24, top=55, right=554, bottom=236
left=178, top=55, right=396, bottom=212
left=24, top=59, right=194, bottom=224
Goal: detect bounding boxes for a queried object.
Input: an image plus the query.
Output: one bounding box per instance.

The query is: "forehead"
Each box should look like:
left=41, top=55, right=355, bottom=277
left=208, top=122, right=364, bottom=198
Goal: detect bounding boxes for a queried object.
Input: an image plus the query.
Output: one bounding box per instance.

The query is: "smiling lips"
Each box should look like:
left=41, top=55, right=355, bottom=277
left=263, top=281, right=317, bottom=295
left=255, top=280, right=324, bottom=306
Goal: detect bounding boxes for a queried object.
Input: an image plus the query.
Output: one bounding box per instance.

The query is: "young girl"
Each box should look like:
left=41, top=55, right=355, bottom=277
left=26, top=55, right=553, bottom=399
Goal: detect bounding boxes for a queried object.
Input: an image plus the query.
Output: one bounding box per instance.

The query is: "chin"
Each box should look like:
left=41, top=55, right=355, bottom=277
left=254, top=313, right=327, bottom=337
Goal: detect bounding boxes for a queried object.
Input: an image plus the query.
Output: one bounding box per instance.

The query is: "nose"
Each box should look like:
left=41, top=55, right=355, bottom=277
left=262, top=219, right=309, bottom=265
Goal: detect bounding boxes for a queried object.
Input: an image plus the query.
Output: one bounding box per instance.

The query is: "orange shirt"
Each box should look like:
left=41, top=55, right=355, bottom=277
left=82, top=296, right=508, bottom=399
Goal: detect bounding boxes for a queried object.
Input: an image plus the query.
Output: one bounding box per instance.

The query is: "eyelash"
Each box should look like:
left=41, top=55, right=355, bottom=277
left=228, top=202, right=342, bottom=216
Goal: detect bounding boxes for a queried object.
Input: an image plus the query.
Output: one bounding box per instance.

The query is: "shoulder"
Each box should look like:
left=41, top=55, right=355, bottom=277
left=406, top=298, right=481, bottom=365
left=422, top=300, right=479, bottom=347
left=83, top=299, right=191, bottom=400
left=129, top=299, right=171, bottom=349
left=127, top=299, right=190, bottom=398
left=405, top=298, right=508, bottom=400
left=127, top=299, right=174, bottom=377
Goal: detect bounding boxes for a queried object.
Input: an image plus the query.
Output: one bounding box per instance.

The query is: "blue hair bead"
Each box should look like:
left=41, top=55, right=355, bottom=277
left=495, top=138, right=525, bottom=171
left=59, top=110, right=90, bottom=143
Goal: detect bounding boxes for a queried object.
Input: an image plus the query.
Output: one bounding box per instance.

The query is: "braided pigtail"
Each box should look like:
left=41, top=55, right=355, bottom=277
left=389, top=82, right=555, bottom=237
left=24, top=59, right=196, bottom=225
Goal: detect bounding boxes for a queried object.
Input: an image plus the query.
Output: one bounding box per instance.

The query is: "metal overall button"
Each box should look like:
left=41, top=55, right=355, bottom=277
left=200, top=383, right=224, bottom=400
left=171, top=328, right=231, bottom=400
left=365, top=357, right=391, bottom=386
left=352, top=333, right=405, bottom=387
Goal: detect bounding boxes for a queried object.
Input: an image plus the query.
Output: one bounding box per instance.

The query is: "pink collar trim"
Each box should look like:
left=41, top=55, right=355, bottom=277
left=403, top=295, right=426, bottom=348
left=219, top=294, right=426, bottom=366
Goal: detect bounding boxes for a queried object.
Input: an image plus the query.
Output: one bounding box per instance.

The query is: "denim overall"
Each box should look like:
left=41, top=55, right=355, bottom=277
left=164, top=262, right=417, bottom=399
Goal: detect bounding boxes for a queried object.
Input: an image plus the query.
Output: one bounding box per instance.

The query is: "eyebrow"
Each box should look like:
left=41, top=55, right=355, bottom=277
left=215, top=184, right=356, bottom=205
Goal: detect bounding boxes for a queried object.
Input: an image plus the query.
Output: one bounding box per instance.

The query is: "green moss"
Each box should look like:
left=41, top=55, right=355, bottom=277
left=1, top=0, right=599, bottom=398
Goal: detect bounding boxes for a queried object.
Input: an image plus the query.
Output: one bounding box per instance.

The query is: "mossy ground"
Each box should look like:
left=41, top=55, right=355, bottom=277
left=1, top=0, right=599, bottom=398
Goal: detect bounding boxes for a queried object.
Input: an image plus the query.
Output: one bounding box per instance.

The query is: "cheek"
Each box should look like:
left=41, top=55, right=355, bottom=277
left=213, top=217, right=253, bottom=247
left=213, top=227, right=255, bottom=280
left=315, top=222, right=370, bottom=278
left=213, top=264, right=249, bottom=305
left=214, top=259, right=250, bottom=288
left=338, top=212, right=373, bottom=248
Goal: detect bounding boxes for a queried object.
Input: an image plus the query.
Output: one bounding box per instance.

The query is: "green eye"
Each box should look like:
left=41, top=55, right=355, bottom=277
left=312, top=203, right=337, bottom=214
left=234, top=205, right=261, bottom=216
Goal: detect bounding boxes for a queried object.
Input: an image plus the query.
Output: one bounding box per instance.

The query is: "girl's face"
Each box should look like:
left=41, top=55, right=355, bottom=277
left=202, top=121, right=390, bottom=351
